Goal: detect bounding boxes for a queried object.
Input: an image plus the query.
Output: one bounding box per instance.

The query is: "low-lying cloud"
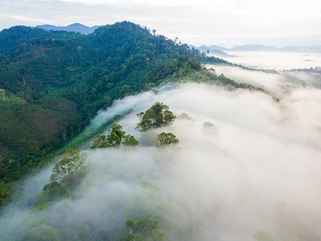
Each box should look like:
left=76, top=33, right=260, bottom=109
left=1, top=66, right=321, bottom=241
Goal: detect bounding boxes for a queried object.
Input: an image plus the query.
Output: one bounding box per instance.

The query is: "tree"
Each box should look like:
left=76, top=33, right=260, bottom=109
left=0, top=181, right=10, bottom=205
left=38, top=149, right=87, bottom=203
left=152, top=29, right=157, bottom=36
left=157, top=132, right=179, bottom=146
left=137, top=102, right=176, bottom=131
left=122, top=217, right=166, bottom=241
left=91, top=123, right=139, bottom=148
left=91, top=123, right=125, bottom=148
left=91, top=135, right=109, bottom=149
left=107, top=123, right=126, bottom=147
left=123, top=134, right=139, bottom=146
left=50, top=149, right=86, bottom=186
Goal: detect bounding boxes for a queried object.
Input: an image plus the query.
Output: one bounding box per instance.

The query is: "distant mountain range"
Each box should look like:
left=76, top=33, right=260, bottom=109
left=198, top=45, right=233, bottom=57
left=231, top=45, right=321, bottom=52
left=199, top=44, right=321, bottom=54
left=37, top=23, right=99, bottom=34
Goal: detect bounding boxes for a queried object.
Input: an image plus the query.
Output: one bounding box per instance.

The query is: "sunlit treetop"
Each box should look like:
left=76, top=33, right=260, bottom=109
left=91, top=123, right=139, bottom=148
left=137, top=102, right=176, bottom=131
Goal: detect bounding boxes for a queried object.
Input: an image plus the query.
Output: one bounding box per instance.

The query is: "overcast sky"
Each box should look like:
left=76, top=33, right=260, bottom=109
left=1, top=0, right=321, bottom=46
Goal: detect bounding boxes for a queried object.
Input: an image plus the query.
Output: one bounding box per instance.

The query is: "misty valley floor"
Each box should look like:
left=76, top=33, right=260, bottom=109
left=1, top=65, right=321, bottom=241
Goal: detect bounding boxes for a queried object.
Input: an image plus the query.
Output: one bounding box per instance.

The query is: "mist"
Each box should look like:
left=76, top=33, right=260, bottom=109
left=1, top=64, right=321, bottom=241
left=219, top=50, right=321, bottom=70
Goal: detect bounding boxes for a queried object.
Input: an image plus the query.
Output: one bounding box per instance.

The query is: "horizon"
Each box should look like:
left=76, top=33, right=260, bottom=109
left=2, top=21, right=321, bottom=49
left=1, top=0, right=321, bottom=46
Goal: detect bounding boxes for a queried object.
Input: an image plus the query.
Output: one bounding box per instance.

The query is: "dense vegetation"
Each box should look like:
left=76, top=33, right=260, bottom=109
left=36, top=149, right=87, bottom=206
left=22, top=209, right=165, bottom=241
left=137, top=102, right=176, bottom=131
left=123, top=217, right=165, bottom=241
left=157, top=132, right=179, bottom=146
left=0, top=21, right=204, bottom=185
left=91, top=123, right=138, bottom=148
left=26, top=102, right=178, bottom=241
left=92, top=102, right=179, bottom=149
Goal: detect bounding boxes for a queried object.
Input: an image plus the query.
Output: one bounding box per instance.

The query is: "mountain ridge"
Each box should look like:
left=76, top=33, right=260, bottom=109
left=37, top=23, right=99, bottom=34
left=199, top=44, right=321, bottom=53
left=0, top=21, right=207, bottom=185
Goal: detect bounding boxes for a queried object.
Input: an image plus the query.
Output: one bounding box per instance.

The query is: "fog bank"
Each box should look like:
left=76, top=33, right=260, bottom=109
left=220, top=50, right=321, bottom=70
left=1, top=65, right=321, bottom=241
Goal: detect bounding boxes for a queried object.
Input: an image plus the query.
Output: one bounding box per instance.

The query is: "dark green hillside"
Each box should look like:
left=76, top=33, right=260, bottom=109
left=0, top=21, right=205, bottom=183
left=0, top=26, right=81, bottom=55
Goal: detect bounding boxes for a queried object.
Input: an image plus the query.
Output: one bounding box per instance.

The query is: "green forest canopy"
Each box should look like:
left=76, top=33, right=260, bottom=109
left=0, top=21, right=213, bottom=183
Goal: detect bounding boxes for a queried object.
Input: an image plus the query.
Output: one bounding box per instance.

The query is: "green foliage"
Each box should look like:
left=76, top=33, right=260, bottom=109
left=0, top=26, right=80, bottom=55
left=137, top=102, right=176, bottom=131
left=0, top=98, right=81, bottom=182
left=23, top=224, right=62, bottom=241
left=91, top=123, right=139, bottom=148
left=107, top=123, right=126, bottom=147
left=0, top=21, right=204, bottom=183
left=50, top=149, right=86, bottom=185
left=157, top=132, right=179, bottom=146
left=91, top=135, right=110, bottom=149
left=37, top=149, right=86, bottom=204
left=41, top=182, right=70, bottom=202
left=92, top=123, right=124, bottom=148
left=0, top=88, right=5, bottom=99
left=0, top=181, right=11, bottom=205
left=0, top=88, right=25, bottom=104
left=122, top=134, right=139, bottom=146
left=122, top=217, right=166, bottom=241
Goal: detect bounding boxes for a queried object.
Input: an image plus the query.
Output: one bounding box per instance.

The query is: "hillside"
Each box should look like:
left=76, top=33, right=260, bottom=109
left=0, top=21, right=204, bottom=183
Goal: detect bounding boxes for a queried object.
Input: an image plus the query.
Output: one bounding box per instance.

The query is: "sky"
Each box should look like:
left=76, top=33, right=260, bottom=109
left=1, top=0, right=321, bottom=46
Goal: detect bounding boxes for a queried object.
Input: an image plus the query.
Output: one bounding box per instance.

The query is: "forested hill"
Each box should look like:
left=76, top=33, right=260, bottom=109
left=0, top=21, right=205, bottom=183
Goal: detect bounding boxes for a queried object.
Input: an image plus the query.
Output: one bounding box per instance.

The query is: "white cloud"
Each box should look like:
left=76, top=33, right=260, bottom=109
left=2, top=67, right=321, bottom=241
left=1, top=0, right=321, bottom=45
